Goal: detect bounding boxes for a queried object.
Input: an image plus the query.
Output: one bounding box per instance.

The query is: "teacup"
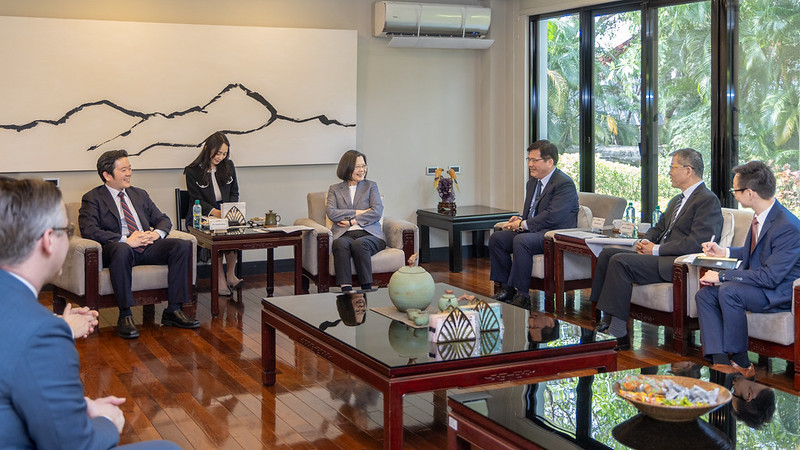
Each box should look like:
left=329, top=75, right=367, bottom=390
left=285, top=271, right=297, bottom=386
left=264, top=210, right=281, bottom=227
left=406, top=308, right=429, bottom=326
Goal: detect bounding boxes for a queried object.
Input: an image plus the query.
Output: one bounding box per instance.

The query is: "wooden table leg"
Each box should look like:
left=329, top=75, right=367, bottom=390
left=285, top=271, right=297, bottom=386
left=293, top=241, right=302, bottom=295
left=266, top=248, right=274, bottom=297
left=384, top=389, right=404, bottom=449
left=211, top=249, right=220, bottom=317
left=262, top=310, right=277, bottom=386
left=449, top=227, right=463, bottom=273
left=420, top=225, right=431, bottom=263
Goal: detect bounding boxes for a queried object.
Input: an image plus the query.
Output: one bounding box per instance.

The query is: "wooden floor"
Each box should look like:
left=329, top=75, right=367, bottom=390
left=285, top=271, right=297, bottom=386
left=40, top=255, right=799, bottom=449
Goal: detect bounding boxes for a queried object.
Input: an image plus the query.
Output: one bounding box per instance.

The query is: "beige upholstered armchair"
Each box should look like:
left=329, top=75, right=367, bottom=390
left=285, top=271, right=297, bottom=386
left=294, top=192, right=417, bottom=293
left=627, top=207, right=751, bottom=353
left=49, top=202, right=197, bottom=315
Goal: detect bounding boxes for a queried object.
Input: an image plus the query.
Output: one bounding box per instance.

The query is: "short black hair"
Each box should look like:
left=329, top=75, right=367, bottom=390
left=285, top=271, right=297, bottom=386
left=528, top=140, right=559, bottom=165
left=732, top=160, right=776, bottom=199
left=732, top=385, right=776, bottom=429
left=96, top=150, right=129, bottom=183
left=336, top=150, right=367, bottom=182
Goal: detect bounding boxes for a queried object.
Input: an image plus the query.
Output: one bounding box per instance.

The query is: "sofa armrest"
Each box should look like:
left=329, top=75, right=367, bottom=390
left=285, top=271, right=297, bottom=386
left=295, top=218, right=332, bottom=275
left=671, top=254, right=700, bottom=317
left=48, top=236, right=102, bottom=296
left=383, top=218, right=418, bottom=255
left=166, top=230, right=197, bottom=284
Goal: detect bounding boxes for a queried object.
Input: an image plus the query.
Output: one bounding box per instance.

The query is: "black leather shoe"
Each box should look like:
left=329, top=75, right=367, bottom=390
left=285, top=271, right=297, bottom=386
left=161, top=309, right=200, bottom=329
left=492, top=287, right=517, bottom=302
left=594, top=318, right=611, bottom=333
left=614, top=334, right=631, bottom=351
left=117, top=316, right=139, bottom=339
left=510, top=294, right=531, bottom=309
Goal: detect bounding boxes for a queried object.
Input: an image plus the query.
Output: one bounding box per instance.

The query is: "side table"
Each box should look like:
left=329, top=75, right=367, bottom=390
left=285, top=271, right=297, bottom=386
left=417, top=205, right=516, bottom=272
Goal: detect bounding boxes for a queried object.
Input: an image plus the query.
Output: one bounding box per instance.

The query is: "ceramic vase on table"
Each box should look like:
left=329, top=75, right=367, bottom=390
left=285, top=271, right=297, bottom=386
left=387, top=264, right=435, bottom=312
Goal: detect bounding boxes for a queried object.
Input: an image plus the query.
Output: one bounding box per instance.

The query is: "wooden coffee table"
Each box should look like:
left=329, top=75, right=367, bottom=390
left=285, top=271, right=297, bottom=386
left=261, top=283, right=617, bottom=449
left=190, top=226, right=302, bottom=317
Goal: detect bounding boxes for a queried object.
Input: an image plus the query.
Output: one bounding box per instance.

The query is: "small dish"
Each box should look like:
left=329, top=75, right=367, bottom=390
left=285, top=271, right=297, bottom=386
left=613, top=375, right=732, bottom=422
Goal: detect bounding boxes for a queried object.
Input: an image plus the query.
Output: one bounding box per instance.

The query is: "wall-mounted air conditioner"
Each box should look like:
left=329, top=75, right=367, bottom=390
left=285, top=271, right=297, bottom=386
left=373, top=1, right=493, bottom=49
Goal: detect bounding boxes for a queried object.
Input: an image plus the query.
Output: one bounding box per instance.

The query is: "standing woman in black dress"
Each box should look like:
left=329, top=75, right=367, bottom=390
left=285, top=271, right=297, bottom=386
left=184, top=131, right=243, bottom=295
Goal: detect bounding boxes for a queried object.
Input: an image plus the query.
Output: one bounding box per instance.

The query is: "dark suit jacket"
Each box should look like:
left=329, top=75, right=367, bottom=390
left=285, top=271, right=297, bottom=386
left=0, top=269, right=119, bottom=449
left=725, top=200, right=800, bottom=307
left=79, top=185, right=172, bottom=246
left=326, top=179, right=384, bottom=241
left=184, top=161, right=239, bottom=216
left=521, top=168, right=579, bottom=233
left=643, top=183, right=723, bottom=279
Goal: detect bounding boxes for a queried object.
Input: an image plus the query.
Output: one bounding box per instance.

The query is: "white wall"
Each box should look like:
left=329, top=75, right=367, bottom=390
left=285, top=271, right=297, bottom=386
left=0, top=0, right=525, bottom=259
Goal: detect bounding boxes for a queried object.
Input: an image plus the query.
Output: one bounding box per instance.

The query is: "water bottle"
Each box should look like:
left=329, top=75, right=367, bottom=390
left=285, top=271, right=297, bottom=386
left=624, top=202, right=636, bottom=224
left=192, top=200, right=202, bottom=229
left=651, top=205, right=663, bottom=224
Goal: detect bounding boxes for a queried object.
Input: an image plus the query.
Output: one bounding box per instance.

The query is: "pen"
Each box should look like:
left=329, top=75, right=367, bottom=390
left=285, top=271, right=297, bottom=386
left=710, top=234, right=715, bottom=243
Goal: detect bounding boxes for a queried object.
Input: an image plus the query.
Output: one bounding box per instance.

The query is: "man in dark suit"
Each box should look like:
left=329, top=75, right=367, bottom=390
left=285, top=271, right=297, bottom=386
left=489, top=140, right=579, bottom=308
left=697, top=161, right=800, bottom=377
left=79, top=150, right=199, bottom=339
left=592, top=148, right=723, bottom=350
left=0, top=178, right=178, bottom=449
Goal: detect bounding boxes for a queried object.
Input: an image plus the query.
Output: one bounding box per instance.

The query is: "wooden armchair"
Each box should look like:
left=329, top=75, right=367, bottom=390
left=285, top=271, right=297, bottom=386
left=48, top=202, right=197, bottom=316
left=746, top=281, right=800, bottom=389
left=293, top=192, right=417, bottom=293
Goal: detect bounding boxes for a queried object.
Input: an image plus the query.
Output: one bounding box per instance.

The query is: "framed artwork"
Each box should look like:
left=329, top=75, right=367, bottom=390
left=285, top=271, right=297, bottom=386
left=0, top=16, right=356, bottom=172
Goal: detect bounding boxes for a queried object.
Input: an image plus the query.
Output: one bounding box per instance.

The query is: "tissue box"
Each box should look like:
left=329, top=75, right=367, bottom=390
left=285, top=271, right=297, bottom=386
left=428, top=308, right=479, bottom=343
left=461, top=301, right=503, bottom=331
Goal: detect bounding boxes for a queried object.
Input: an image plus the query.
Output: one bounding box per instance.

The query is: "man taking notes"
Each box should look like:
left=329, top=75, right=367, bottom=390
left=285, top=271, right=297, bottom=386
left=697, top=161, right=800, bottom=378
left=489, top=140, right=579, bottom=308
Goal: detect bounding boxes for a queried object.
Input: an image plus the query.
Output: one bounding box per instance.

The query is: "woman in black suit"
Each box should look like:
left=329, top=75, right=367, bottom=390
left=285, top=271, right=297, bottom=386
left=184, top=131, right=243, bottom=295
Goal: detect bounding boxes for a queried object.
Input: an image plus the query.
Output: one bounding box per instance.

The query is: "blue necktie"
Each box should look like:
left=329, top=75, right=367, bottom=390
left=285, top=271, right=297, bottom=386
left=529, top=180, right=542, bottom=218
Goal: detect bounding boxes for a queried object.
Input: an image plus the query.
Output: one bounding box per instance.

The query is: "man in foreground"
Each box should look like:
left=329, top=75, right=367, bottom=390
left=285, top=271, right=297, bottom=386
left=697, top=161, right=800, bottom=377
left=79, top=150, right=199, bottom=339
left=591, top=148, right=723, bottom=350
left=489, top=140, right=579, bottom=308
left=0, top=178, right=177, bottom=448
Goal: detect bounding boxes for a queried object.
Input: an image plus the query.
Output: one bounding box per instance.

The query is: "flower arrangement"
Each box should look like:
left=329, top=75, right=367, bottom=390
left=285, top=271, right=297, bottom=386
left=433, top=168, right=459, bottom=202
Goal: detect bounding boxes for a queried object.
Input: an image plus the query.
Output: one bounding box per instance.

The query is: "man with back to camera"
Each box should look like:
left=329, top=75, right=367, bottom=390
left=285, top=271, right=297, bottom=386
left=591, top=148, right=723, bottom=350
left=0, top=178, right=179, bottom=449
left=697, top=161, right=800, bottom=378
left=79, top=150, right=199, bottom=339
left=489, top=140, right=579, bottom=308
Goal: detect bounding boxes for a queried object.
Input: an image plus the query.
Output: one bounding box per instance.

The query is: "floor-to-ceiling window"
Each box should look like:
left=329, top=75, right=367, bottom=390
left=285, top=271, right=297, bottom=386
left=531, top=0, right=800, bottom=218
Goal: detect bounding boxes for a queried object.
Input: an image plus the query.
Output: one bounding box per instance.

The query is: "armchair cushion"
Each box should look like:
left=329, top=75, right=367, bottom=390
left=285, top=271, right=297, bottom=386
left=747, top=311, right=794, bottom=346
left=576, top=192, right=626, bottom=225
left=631, top=282, right=674, bottom=312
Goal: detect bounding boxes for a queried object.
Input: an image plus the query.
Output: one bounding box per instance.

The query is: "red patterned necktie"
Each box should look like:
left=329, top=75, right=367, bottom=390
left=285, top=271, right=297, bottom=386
left=750, top=216, right=759, bottom=254
left=119, top=191, right=144, bottom=253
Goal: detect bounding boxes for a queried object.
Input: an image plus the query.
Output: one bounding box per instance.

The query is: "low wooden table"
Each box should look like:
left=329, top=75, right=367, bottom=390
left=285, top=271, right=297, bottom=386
left=448, top=362, right=798, bottom=449
left=261, top=283, right=616, bottom=449
left=417, top=205, right=517, bottom=272
left=189, top=226, right=302, bottom=317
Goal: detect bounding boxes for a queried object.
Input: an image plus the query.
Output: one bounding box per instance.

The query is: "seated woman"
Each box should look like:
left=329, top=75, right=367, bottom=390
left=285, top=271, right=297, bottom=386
left=184, top=131, right=243, bottom=295
left=326, top=150, right=386, bottom=292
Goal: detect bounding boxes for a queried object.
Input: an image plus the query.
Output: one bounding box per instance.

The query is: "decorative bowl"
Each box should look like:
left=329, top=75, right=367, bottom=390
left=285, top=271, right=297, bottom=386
left=613, top=375, right=732, bottom=422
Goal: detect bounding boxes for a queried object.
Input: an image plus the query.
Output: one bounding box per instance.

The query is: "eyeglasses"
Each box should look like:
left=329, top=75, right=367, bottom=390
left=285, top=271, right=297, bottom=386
left=526, top=157, right=545, bottom=163
left=669, top=164, right=691, bottom=171
left=52, top=224, right=75, bottom=239
left=354, top=164, right=368, bottom=170
left=729, top=188, right=748, bottom=195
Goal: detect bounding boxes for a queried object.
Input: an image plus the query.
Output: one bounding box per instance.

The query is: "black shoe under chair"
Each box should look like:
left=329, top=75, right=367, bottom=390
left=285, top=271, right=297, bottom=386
left=117, top=316, right=139, bottom=339
left=161, top=309, right=200, bottom=329
left=492, top=286, right=517, bottom=302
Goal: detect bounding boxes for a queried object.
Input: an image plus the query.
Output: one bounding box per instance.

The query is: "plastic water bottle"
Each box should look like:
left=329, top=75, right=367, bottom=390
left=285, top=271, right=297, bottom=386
left=651, top=205, right=663, bottom=224
left=624, top=202, right=636, bottom=224
left=192, top=200, right=202, bottom=228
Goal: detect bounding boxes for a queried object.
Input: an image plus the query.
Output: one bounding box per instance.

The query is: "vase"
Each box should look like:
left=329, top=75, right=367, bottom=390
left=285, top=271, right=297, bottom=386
left=438, top=289, right=459, bottom=312
left=387, top=265, right=435, bottom=312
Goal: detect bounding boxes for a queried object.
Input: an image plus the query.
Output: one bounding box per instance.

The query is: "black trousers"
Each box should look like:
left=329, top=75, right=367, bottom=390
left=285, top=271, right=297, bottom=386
left=332, top=230, right=386, bottom=287
left=589, top=246, right=667, bottom=320
left=103, top=237, right=192, bottom=310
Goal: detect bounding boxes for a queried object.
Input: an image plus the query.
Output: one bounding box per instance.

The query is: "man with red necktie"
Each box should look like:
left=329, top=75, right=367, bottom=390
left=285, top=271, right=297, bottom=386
left=79, top=150, right=199, bottom=339
left=697, top=161, right=800, bottom=378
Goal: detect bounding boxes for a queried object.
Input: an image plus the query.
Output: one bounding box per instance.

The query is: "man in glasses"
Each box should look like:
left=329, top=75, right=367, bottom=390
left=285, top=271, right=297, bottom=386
left=489, top=140, right=580, bottom=308
left=697, top=161, right=800, bottom=378
left=592, top=148, right=723, bottom=350
left=0, top=178, right=178, bottom=448
left=79, top=150, right=199, bottom=339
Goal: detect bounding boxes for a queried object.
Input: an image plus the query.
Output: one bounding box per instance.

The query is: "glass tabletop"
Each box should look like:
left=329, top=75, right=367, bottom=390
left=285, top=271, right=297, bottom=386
left=417, top=205, right=517, bottom=218
left=449, top=363, right=800, bottom=449
left=262, top=283, right=614, bottom=369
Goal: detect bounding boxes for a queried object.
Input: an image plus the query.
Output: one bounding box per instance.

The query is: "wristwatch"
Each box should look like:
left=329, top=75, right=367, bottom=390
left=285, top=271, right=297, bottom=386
left=518, top=220, right=524, bottom=232
left=717, top=270, right=726, bottom=282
